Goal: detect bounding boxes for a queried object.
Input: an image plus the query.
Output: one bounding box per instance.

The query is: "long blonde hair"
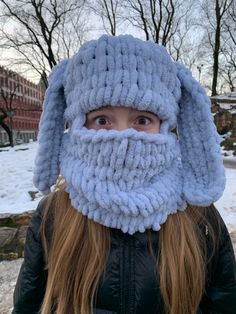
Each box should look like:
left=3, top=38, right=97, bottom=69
left=40, top=180, right=219, bottom=314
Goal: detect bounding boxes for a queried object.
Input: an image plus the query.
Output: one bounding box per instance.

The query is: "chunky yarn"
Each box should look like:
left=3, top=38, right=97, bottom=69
left=33, top=34, right=226, bottom=233
left=60, top=126, right=186, bottom=234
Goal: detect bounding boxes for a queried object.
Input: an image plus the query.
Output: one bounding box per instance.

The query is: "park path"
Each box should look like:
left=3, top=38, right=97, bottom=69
left=0, top=258, right=23, bottom=314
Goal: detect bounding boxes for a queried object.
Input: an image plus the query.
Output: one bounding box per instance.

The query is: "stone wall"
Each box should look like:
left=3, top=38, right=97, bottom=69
left=0, top=211, right=236, bottom=261
left=0, top=211, right=34, bottom=261
left=211, top=97, right=236, bottom=155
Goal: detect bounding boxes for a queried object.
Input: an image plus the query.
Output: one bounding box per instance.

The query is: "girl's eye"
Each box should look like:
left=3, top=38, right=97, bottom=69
left=136, top=116, right=151, bottom=125
left=95, top=116, right=108, bottom=125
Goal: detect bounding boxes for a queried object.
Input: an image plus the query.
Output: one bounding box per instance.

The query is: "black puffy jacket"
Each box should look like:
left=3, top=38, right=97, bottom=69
left=13, top=197, right=236, bottom=314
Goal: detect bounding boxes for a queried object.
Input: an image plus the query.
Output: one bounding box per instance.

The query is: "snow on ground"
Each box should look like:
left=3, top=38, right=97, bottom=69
left=0, top=141, right=236, bottom=232
left=215, top=168, right=236, bottom=233
left=218, top=103, right=236, bottom=114
left=0, top=142, right=43, bottom=214
left=211, top=91, right=236, bottom=100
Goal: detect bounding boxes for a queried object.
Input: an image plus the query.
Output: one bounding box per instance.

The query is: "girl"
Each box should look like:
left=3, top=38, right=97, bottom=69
left=13, top=35, right=236, bottom=314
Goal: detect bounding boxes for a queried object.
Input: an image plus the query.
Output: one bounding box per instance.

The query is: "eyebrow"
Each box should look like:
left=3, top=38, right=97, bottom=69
left=89, top=107, right=155, bottom=115
left=89, top=107, right=111, bottom=114
left=86, top=109, right=159, bottom=123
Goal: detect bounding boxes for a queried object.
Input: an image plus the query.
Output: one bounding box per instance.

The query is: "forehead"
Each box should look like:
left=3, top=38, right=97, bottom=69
left=88, top=105, right=156, bottom=115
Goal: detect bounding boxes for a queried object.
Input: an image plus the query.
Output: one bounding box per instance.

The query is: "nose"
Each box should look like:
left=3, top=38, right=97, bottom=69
left=113, top=120, right=130, bottom=131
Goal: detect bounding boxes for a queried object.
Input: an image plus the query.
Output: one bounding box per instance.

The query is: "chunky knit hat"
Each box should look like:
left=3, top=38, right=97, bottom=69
left=34, top=34, right=225, bottom=208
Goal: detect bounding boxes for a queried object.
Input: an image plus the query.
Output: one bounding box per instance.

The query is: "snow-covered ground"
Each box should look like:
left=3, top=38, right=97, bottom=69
left=0, top=141, right=236, bottom=232
left=0, top=142, right=44, bottom=215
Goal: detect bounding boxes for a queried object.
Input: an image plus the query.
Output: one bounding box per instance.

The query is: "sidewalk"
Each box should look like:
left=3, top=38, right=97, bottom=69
left=223, top=156, right=236, bottom=169
left=0, top=258, right=23, bottom=314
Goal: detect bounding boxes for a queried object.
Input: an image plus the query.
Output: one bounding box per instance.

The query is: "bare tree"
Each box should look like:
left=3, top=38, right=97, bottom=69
left=0, top=0, right=87, bottom=86
left=222, top=0, right=236, bottom=46
left=166, top=3, right=197, bottom=62
left=0, top=66, right=43, bottom=147
left=220, top=0, right=236, bottom=91
left=87, top=0, right=122, bottom=35
left=220, top=39, right=236, bottom=92
left=0, top=70, right=20, bottom=147
left=200, top=0, right=233, bottom=95
left=220, top=63, right=236, bottom=92
left=122, top=0, right=192, bottom=49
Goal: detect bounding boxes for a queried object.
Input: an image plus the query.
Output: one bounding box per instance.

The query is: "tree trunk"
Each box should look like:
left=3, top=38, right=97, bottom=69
left=0, top=121, right=13, bottom=147
left=211, top=0, right=221, bottom=96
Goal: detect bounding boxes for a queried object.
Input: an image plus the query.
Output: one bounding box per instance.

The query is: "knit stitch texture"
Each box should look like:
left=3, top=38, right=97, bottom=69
left=33, top=34, right=226, bottom=233
left=60, top=127, right=186, bottom=234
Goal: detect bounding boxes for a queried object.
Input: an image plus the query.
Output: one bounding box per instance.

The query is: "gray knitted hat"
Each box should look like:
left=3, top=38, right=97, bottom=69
left=34, top=34, right=225, bottom=209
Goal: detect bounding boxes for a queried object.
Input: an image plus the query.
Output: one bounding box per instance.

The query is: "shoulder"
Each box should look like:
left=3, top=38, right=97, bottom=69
left=27, top=196, right=50, bottom=230
left=202, top=205, right=236, bottom=313
left=204, top=203, right=230, bottom=241
left=31, top=192, right=57, bottom=224
left=204, top=203, right=236, bottom=276
left=27, top=193, right=56, bottom=240
left=203, top=203, right=235, bottom=258
left=35, top=194, right=54, bottom=216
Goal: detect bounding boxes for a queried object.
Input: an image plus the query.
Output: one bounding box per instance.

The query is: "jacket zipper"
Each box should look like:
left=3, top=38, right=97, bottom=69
left=120, top=235, right=135, bottom=314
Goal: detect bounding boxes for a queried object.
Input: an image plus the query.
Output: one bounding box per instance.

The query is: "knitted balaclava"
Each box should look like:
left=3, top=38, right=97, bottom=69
left=33, top=34, right=225, bottom=234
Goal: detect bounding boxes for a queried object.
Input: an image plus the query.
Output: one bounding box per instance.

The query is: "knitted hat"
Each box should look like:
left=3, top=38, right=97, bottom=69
left=33, top=34, right=225, bottom=207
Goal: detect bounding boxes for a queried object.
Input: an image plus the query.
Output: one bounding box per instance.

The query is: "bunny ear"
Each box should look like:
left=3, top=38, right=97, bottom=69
left=33, top=60, right=69, bottom=194
left=176, top=63, right=226, bottom=206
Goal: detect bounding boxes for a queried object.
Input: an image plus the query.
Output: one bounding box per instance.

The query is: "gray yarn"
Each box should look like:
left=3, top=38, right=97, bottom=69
left=33, top=34, right=225, bottom=233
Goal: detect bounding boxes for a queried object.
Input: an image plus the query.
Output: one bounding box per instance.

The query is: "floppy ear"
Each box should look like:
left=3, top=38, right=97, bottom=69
left=33, top=60, right=68, bottom=194
left=176, top=63, right=225, bottom=206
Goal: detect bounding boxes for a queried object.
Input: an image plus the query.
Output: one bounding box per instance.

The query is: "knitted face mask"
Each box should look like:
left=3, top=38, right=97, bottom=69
left=33, top=34, right=225, bottom=233
left=60, top=124, right=186, bottom=234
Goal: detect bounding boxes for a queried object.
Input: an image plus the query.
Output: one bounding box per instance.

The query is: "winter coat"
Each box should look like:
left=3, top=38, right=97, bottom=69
left=12, top=197, right=236, bottom=314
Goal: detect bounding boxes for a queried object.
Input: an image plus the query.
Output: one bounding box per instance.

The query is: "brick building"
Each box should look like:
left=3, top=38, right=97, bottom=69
left=0, top=66, right=45, bottom=145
